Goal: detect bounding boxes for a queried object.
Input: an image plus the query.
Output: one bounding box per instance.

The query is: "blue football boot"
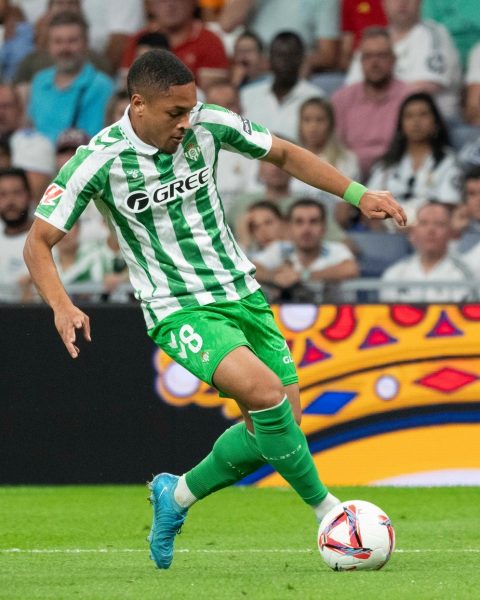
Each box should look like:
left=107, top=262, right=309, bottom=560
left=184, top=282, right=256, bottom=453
left=147, top=473, right=188, bottom=569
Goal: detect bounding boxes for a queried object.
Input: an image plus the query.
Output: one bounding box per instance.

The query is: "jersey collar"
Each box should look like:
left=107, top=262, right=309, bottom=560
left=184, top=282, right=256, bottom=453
left=118, top=106, right=158, bottom=155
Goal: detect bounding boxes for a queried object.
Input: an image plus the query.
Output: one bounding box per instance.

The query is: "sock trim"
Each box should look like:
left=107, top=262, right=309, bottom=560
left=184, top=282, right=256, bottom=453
left=248, top=395, right=287, bottom=415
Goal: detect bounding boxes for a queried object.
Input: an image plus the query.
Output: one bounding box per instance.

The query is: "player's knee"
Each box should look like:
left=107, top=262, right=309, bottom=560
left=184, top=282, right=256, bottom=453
left=242, top=373, right=284, bottom=410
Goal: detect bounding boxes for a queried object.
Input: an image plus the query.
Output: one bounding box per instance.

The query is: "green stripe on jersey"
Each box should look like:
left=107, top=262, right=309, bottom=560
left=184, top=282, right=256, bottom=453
left=183, top=130, right=250, bottom=298
left=155, top=150, right=227, bottom=301
left=119, top=150, right=192, bottom=305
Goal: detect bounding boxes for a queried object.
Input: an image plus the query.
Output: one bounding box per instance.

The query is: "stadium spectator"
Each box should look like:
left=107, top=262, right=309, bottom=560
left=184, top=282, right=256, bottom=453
left=204, top=81, right=260, bottom=214
left=421, top=0, right=480, bottom=70
left=345, top=0, right=462, bottom=121
left=54, top=127, right=108, bottom=251
left=367, top=93, right=462, bottom=224
left=464, top=43, right=480, bottom=127
left=14, top=0, right=111, bottom=95
left=27, top=11, right=115, bottom=142
left=0, top=0, right=34, bottom=81
left=0, top=139, right=11, bottom=167
left=332, top=27, right=408, bottom=179
left=0, top=84, right=22, bottom=143
left=9, top=128, right=55, bottom=202
left=451, top=167, right=480, bottom=243
left=104, top=90, right=130, bottom=126
left=241, top=32, right=324, bottom=142
left=117, top=31, right=169, bottom=89
left=243, top=200, right=288, bottom=260
left=293, top=97, right=360, bottom=197
left=340, top=0, right=387, bottom=70
left=54, top=221, right=114, bottom=291
left=122, top=0, right=229, bottom=91
left=254, top=199, right=358, bottom=303
left=227, top=159, right=294, bottom=242
left=231, top=30, right=268, bottom=89
left=219, top=0, right=340, bottom=72
left=380, top=202, right=474, bottom=302
left=81, top=0, right=145, bottom=72
left=0, top=167, right=33, bottom=302
left=199, top=0, right=226, bottom=22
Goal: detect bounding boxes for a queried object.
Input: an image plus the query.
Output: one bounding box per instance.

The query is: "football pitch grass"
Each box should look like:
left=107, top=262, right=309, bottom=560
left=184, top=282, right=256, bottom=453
left=1, top=485, right=479, bottom=600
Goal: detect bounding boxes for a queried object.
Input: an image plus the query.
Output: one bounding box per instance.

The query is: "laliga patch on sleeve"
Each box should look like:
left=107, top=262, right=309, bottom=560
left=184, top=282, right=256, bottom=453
left=36, top=183, right=64, bottom=218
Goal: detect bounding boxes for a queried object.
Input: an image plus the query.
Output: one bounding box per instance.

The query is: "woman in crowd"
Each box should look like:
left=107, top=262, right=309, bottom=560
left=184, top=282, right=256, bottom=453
left=367, top=93, right=462, bottom=223
left=294, top=96, right=360, bottom=236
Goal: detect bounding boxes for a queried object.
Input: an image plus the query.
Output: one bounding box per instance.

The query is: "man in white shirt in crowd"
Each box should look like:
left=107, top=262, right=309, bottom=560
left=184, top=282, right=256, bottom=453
left=0, top=167, right=33, bottom=302
left=241, top=31, right=324, bottom=142
left=254, top=198, right=358, bottom=302
left=381, top=202, right=474, bottom=302
left=345, top=0, right=461, bottom=121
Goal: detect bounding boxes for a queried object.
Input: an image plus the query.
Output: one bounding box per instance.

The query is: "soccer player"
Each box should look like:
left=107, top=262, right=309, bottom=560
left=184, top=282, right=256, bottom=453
left=23, top=50, right=406, bottom=570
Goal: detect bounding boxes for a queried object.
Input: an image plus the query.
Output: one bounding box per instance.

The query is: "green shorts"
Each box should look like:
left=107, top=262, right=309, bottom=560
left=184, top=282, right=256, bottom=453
left=148, top=290, right=298, bottom=391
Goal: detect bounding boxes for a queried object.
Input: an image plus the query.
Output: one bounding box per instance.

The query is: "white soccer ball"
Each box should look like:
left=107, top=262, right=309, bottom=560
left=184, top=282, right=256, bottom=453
left=317, top=500, right=395, bottom=571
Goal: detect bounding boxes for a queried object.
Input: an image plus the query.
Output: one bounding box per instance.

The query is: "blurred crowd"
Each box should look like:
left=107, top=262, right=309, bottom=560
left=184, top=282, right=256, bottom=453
left=2, top=0, right=480, bottom=305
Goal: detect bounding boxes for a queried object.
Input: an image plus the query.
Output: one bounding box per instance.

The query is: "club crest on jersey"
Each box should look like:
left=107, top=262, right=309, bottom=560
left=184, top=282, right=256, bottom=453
left=125, top=166, right=210, bottom=213
left=185, top=143, right=200, bottom=162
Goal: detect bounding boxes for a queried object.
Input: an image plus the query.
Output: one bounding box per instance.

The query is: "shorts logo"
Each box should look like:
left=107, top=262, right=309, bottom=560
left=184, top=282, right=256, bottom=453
left=201, top=351, right=210, bottom=363
left=39, top=183, right=64, bottom=206
left=125, top=167, right=210, bottom=213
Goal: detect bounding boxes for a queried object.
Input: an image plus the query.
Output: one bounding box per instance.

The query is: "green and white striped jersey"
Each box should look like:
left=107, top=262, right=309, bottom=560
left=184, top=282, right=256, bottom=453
left=35, top=103, right=272, bottom=327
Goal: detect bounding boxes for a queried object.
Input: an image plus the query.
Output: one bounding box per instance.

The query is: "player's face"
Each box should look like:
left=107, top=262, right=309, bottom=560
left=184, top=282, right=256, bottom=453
left=465, top=179, right=480, bottom=221
left=411, top=204, right=451, bottom=256
left=299, top=104, right=331, bottom=150
left=383, top=0, right=421, bottom=29
left=131, top=82, right=197, bottom=154
left=48, top=24, right=87, bottom=73
left=360, top=36, right=395, bottom=86
left=401, top=100, right=436, bottom=143
left=0, top=175, right=30, bottom=226
left=289, top=206, right=325, bottom=252
left=248, top=208, right=283, bottom=247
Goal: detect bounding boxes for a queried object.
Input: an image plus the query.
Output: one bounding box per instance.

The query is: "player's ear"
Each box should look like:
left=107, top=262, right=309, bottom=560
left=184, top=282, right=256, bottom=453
left=130, top=93, right=145, bottom=116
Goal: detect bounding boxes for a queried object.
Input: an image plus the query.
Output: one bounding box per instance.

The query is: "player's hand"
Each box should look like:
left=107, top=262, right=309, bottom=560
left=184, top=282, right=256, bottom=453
left=53, top=303, right=91, bottom=359
left=358, top=191, right=407, bottom=227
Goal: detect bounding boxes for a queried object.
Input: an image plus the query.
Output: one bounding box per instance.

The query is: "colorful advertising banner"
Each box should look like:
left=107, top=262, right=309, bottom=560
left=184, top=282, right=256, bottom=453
left=155, top=304, right=480, bottom=487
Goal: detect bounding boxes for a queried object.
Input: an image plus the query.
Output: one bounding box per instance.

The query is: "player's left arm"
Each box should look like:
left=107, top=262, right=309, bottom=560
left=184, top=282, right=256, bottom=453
left=264, top=135, right=407, bottom=226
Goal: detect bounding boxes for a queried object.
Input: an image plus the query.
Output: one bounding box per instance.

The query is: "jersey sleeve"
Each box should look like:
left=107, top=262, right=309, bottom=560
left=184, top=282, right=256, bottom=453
left=196, top=104, right=273, bottom=160
left=35, top=148, right=110, bottom=232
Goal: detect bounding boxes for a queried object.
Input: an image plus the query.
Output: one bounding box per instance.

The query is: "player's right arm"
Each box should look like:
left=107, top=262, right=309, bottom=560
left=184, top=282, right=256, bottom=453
left=24, top=219, right=91, bottom=359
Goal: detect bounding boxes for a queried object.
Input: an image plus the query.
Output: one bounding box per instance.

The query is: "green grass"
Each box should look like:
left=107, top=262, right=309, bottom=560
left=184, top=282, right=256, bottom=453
left=0, top=486, right=479, bottom=600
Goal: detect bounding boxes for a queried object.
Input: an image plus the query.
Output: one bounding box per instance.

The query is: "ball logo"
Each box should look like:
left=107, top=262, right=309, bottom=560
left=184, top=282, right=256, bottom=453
left=125, top=167, right=210, bottom=213
left=126, top=190, right=150, bottom=213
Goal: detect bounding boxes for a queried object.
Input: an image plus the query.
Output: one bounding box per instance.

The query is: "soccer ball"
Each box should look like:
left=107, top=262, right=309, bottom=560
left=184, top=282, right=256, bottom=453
left=318, top=500, right=395, bottom=571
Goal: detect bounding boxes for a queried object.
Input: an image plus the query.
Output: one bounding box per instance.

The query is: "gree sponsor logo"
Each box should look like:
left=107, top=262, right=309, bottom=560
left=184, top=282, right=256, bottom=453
left=125, top=167, right=210, bottom=213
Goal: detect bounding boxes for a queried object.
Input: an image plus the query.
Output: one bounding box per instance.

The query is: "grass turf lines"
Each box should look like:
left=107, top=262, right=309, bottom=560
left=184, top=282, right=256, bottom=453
left=0, top=485, right=479, bottom=600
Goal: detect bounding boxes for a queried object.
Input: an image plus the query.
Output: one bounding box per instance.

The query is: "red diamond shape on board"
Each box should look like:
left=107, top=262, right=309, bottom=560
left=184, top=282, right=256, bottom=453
left=416, top=367, right=478, bottom=393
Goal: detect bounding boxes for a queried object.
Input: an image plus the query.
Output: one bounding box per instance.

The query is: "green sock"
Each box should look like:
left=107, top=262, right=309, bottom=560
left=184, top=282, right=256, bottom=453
left=185, top=422, right=266, bottom=499
left=249, top=396, right=328, bottom=505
